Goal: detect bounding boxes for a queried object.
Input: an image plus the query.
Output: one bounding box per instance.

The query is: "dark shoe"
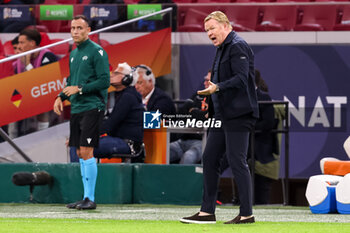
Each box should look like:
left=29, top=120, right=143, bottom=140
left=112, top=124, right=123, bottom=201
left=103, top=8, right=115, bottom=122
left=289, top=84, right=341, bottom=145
left=180, top=212, right=216, bottom=224
left=76, top=198, right=96, bottom=210
left=66, top=200, right=84, bottom=209
left=224, top=215, right=255, bottom=224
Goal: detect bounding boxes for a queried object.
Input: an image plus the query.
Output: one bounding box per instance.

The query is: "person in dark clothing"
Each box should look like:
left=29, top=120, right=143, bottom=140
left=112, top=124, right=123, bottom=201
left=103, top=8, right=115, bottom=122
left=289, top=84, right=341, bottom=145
left=170, top=70, right=211, bottom=164
left=181, top=11, right=258, bottom=225
left=14, top=28, right=58, bottom=135
left=94, top=62, right=144, bottom=157
left=219, top=69, right=279, bottom=205
left=253, top=69, right=279, bottom=204
left=134, top=64, right=176, bottom=115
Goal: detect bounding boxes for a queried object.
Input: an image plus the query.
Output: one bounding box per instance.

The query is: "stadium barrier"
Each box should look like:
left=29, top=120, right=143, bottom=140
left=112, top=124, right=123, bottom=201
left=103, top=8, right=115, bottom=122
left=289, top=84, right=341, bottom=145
left=0, top=163, right=202, bottom=205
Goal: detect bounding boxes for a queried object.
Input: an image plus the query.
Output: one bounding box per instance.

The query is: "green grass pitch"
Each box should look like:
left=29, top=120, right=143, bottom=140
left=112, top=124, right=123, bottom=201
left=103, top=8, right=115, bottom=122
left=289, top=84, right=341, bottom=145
left=0, top=204, right=349, bottom=233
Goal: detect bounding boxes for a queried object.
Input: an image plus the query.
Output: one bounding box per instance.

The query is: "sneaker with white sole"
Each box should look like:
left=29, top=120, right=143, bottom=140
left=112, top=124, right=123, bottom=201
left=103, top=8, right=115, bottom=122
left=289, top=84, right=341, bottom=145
left=180, top=212, right=216, bottom=224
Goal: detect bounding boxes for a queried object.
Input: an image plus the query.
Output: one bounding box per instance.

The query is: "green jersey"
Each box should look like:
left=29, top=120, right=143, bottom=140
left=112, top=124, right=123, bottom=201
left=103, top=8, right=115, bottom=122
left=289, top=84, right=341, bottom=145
left=60, top=39, right=110, bottom=114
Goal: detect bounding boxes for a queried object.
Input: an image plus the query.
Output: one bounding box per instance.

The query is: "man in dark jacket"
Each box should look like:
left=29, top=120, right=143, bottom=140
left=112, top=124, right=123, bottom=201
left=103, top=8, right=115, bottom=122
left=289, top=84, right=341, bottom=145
left=94, top=62, right=144, bottom=157
left=134, top=64, right=176, bottom=115
left=253, top=70, right=279, bottom=204
left=181, top=11, right=258, bottom=225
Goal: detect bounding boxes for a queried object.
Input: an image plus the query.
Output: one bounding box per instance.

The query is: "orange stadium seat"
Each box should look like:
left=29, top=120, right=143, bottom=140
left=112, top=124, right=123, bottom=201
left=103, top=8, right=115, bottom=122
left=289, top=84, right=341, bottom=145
left=294, top=5, right=337, bottom=31
left=256, top=5, right=298, bottom=31
left=334, top=5, right=350, bottom=31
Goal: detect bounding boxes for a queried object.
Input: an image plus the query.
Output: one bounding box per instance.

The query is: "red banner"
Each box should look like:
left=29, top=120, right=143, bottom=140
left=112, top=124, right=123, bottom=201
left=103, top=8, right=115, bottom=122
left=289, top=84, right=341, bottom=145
left=0, top=28, right=171, bottom=127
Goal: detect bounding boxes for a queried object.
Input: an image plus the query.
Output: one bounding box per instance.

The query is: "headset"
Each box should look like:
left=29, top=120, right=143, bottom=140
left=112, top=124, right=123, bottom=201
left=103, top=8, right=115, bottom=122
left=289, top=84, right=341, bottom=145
left=121, top=65, right=152, bottom=86
left=135, top=65, right=152, bottom=76
left=121, top=72, right=133, bottom=86
left=119, top=66, right=137, bottom=86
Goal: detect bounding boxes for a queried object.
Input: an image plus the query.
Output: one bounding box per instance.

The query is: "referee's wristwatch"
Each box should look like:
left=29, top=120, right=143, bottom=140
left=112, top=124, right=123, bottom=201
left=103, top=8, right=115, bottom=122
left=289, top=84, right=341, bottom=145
left=78, top=85, right=83, bottom=95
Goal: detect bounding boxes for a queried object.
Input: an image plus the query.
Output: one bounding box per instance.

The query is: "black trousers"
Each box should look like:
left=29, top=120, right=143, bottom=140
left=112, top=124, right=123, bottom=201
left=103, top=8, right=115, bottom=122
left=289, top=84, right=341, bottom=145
left=200, top=115, right=256, bottom=216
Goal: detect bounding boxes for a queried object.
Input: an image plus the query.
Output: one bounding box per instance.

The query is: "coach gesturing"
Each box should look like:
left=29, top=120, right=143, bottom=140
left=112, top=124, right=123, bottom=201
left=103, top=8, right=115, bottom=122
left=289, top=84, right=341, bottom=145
left=180, top=11, right=258, bottom=224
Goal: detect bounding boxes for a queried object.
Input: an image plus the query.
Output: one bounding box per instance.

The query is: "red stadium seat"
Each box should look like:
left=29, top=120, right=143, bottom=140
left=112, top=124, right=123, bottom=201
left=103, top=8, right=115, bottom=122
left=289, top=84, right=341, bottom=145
left=26, top=24, right=50, bottom=32
left=315, top=0, right=348, bottom=1
left=36, top=20, right=62, bottom=33
left=334, top=6, right=350, bottom=31
left=0, top=55, right=14, bottom=79
left=225, top=5, right=259, bottom=31
left=100, top=39, right=111, bottom=48
left=40, top=32, right=51, bottom=47
left=294, top=5, right=337, bottom=31
left=275, top=0, right=310, bottom=2
left=178, top=5, right=259, bottom=32
left=178, top=8, right=207, bottom=32
left=33, top=5, right=63, bottom=32
left=44, top=0, right=79, bottom=3
left=3, top=41, right=15, bottom=56
left=124, top=0, right=140, bottom=3
left=59, top=21, right=71, bottom=33
left=250, top=0, right=271, bottom=2
left=256, top=5, right=297, bottom=31
left=172, top=0, right=194, bottom=2
left=49, top=39, right=70, bottom=56
left=0, top=40, right=4, bottom=57
left=196, top=0, right=232, bottom=2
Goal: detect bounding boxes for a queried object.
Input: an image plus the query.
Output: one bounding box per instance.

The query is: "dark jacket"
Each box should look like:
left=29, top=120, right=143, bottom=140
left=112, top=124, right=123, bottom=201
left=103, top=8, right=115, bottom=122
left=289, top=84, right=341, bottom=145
left=213, top=31, right=258, bottom=120
left=254, top=88, right=278, bottom=164
left=101, top=86, right=144, bottom=143
left=147, top=87, right=176, bottom=115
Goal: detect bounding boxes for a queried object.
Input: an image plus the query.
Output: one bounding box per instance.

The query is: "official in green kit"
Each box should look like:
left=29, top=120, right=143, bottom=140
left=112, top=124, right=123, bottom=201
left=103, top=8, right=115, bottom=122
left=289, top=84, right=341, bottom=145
left=53, top=15, right=110, bottom=210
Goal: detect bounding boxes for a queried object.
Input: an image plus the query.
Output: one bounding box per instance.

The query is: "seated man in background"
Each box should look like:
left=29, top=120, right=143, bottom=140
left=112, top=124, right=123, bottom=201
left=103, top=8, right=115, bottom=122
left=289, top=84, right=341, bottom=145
left=252, top=69, right=279, bottom=204
left=170, top=70, right=211, bottom=164
left=12, top=29, right=58, bottom=137
left=94, top=62, right=144, bottom=160
left=134, top=64, right=176, bottom=115
left=11, top=36, right=20, bottom=55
